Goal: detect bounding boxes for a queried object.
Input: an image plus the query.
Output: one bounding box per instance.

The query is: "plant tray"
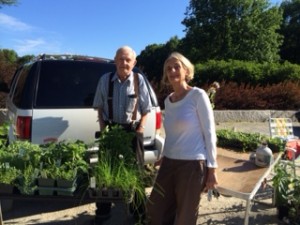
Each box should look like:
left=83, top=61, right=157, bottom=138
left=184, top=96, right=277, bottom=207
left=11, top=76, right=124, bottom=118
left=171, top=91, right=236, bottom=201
left=88, top=188, right=133, bottom=202
left=37, top=178, right=56, bottom=187
left=37, top=185, right=77, bottom=196
left=0, top=183, right=15, bottom=212
left=56, top=178, right=77, bottom=189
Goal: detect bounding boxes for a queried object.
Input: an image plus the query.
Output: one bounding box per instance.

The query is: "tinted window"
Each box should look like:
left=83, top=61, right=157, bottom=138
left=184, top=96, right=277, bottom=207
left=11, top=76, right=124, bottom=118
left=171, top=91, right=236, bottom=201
left=12, top=66, right=32, bottom=107
left=35, top=61, right=116, bottom=108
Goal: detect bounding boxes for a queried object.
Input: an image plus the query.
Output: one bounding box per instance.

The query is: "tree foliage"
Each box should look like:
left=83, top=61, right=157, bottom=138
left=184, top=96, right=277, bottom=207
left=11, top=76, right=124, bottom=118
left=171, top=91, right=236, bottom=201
left=0, top=0, right=18, bottom=8
left=0, top=49, right=18, bottom=64
left=137, top=36, right=182, bottom=82
left=181, top=0, right=283, bottom=63
left=192, top=59, right=300, bottom=86
left=279, top=0, right=300, bottom=64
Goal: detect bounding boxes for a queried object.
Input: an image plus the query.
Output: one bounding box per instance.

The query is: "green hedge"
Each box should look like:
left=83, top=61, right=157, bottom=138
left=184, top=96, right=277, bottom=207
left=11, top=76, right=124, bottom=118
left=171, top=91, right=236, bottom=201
left=194, top=60, right=300, bottom=86
left=216, top=129, right=286, bottom=153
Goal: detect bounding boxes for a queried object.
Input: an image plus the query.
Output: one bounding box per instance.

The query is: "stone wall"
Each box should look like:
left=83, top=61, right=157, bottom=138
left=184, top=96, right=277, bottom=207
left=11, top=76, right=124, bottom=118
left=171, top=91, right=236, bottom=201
left=214, top=110, right=299, bottom=123
left=0, top=109, right=299, bottom=124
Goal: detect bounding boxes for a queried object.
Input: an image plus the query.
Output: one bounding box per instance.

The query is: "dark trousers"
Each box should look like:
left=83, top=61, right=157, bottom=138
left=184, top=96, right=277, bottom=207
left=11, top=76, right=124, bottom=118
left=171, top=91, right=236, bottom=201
left=146, top=157, right=208, bottom=225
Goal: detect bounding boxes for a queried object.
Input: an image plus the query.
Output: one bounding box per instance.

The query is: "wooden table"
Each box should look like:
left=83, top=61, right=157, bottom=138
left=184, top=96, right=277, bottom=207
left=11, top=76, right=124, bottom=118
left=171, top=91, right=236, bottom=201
left=216, top=152, right=282, bottom=225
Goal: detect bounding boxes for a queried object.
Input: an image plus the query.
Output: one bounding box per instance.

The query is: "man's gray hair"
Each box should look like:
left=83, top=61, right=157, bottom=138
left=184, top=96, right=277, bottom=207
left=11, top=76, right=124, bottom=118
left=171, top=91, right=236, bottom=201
left=115, top=46, right=136, bottom=59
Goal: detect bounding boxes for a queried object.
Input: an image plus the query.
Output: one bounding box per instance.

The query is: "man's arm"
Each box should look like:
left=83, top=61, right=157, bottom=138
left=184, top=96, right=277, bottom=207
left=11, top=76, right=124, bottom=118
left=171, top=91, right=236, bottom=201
left=136, top=112, right=148, bottom=133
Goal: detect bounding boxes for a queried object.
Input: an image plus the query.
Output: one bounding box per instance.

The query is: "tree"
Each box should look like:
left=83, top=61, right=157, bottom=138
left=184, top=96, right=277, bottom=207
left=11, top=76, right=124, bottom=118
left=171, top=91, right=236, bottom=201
left=279, top=0, right=300, bottom=64
left=181, top=0, right=283, bottom=63
left=17, top=54, right=35, bottom=65
left=0, top=0, right=18, bottom=8
left=0, top=49, right=18, bottom=63
left=137, top=36, right=182, bottom=82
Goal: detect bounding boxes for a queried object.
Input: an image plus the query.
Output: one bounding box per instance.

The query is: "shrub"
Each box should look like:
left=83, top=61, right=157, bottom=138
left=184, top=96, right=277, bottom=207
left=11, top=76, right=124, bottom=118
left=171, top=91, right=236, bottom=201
left=216, top=129, right=286, bottom=153
left=213, top=81, right=300, bottom=110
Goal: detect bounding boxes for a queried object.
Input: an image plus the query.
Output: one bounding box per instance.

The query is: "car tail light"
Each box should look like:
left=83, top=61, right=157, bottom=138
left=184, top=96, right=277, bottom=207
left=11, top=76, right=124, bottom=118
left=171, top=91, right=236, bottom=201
left=155, top=110, right=162, bottom=130
left=16, top=116, right=32, bottom=140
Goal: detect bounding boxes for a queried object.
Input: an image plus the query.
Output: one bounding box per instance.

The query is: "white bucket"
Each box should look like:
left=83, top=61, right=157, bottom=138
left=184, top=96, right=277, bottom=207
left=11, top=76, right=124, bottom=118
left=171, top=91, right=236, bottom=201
left=255, top=144, right=273, bottom=167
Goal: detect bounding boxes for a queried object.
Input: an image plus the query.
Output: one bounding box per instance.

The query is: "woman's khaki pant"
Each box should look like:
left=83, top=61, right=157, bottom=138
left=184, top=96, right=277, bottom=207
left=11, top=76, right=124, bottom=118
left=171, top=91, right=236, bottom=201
left=146, top=157, right=207, bottom=225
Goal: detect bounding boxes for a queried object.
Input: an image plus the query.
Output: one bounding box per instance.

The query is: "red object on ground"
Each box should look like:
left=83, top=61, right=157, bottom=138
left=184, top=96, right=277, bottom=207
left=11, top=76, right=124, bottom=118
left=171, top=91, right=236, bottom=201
left=286, top=139, right=300, bottom=160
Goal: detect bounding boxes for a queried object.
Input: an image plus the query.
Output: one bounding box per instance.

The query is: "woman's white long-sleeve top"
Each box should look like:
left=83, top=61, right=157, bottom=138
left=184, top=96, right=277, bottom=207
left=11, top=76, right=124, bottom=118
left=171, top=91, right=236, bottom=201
left=162, top=87, right=218, bottom=168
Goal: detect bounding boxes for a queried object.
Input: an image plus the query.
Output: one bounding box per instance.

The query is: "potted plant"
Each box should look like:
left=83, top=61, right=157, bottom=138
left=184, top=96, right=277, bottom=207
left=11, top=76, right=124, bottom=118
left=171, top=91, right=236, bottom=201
left=91, top=125, right=146, bottom=208
left=46, top=141, right=89, bottom=195
left=36, top=140, right=89, bottom=196
left=54, top=165, right=78, bottom=196
left=6, top=140, right=42, bottom=170
left=0, top=164, right=20, bottom=187
left=272, top=161, right=300, bottom=224
left=0, top=163, right=20, bottom=211
left=0, top=122, right=9, bottom=148
left=4, top=141, right=42, bottom=195
left=16, top=164, right=39, bottom=195
left=56, top=164, right=78, bottom=188
left=37, top=164, right=58, bottom=187
left=35, top=163, right=59, bottom=195
left=0, top=123, right=19, bottom=189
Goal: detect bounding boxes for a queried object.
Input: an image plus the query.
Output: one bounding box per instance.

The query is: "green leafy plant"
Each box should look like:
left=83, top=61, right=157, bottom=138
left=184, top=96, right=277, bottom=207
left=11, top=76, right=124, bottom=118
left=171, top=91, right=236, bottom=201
left=97, top=125, right=136, bottom=164
left=38, top=163, right=59, bottom=180
left=93, top=125, right=146, bottom=215
left=55, top=164, right=78, bottom=181
left=37, top=140, right=89, bottom=184
left=16, top=164, right=38, bottom=195
left=272, top=162, right=300, bottom=224
left=6, top=140, right=42, bottom=170
left=216, top=129, right=285, bottom=153
left=0, top=121, right=9, bottom=148
left=0, top=140, right=41, bottom=191
left=1, top=139, right=89, bottom=193
left=41, top=140, right=89, bottom=177
left=0, top=163, right=20, bottom=185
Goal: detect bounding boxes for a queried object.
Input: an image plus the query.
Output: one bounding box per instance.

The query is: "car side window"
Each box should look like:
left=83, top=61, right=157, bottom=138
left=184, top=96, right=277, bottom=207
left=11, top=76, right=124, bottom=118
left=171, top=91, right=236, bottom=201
left=12, top=66, right=31, bottom=107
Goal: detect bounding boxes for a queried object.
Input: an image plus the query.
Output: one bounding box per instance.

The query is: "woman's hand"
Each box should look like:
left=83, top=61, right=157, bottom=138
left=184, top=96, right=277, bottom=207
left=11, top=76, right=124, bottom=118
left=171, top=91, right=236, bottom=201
left=154, top=157, right=164, bottom=168
left=206, top=168, right=218, bottom=190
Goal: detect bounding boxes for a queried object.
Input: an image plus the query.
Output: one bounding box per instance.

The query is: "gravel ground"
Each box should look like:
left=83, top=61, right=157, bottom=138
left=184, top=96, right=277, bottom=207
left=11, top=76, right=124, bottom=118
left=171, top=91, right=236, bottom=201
left=1, top=188, right=283, bottom=225
left=2, top=121, right=300, bottom=225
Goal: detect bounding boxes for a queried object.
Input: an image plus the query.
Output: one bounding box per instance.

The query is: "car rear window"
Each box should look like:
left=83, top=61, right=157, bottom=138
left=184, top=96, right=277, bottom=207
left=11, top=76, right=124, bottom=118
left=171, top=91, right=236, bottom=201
left=11, top=64, right=36, bottom=108
left=35, top=61, right=116, bottom=108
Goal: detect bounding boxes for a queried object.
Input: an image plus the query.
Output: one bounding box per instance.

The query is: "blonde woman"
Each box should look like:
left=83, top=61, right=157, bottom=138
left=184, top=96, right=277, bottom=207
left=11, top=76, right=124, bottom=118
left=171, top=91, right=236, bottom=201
left=146, top=52, right=218, bottom=225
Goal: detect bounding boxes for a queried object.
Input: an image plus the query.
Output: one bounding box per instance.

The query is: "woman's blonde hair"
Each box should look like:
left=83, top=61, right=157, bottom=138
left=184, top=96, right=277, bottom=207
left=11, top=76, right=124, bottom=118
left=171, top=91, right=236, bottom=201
left=161, top=52, right=194, bottom=86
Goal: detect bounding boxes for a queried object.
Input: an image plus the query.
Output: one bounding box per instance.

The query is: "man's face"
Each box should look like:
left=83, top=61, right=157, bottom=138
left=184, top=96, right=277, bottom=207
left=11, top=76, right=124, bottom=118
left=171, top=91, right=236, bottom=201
left=115, top=49, right=136, bottom=80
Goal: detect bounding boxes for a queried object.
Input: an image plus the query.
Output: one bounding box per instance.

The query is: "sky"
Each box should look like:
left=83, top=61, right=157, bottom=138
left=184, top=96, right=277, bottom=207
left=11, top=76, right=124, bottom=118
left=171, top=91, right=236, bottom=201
left=0, top=0, right=282, bottom=59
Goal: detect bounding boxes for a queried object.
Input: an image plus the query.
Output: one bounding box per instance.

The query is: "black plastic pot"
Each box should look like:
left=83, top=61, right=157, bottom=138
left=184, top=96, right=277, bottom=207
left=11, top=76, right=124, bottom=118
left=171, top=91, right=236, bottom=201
left=277, top=205, right=289, bottom=220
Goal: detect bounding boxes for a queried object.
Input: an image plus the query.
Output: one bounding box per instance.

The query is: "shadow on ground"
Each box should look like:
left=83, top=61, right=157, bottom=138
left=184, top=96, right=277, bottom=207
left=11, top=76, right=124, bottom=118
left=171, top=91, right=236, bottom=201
left=3, top=200, right=95, bottom=225
left=198, top=201, right=285, bottom=225
left=3, top=199, right=136, bottom=225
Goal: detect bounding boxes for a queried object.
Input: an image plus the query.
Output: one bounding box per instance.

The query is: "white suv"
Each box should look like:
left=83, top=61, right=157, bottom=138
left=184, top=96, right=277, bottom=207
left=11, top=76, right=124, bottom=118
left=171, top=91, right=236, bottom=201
left=4, top=54, right=164, bottom=164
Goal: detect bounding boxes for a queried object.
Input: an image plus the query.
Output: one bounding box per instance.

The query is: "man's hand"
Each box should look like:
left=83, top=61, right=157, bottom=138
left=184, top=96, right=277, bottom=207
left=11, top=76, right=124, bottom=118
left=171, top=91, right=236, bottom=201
left=136, top=124, right=145, bottom=133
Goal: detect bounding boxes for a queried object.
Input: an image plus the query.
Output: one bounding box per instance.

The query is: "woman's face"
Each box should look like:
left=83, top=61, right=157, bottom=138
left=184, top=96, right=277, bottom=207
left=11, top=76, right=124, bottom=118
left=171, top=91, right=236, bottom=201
left=165, top=58, right=187, bottom=85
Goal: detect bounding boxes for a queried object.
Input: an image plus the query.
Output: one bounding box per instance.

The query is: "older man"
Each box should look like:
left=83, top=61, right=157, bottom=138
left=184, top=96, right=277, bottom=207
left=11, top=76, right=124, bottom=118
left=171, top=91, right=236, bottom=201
left=93, top=46, right=151, bottom=223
